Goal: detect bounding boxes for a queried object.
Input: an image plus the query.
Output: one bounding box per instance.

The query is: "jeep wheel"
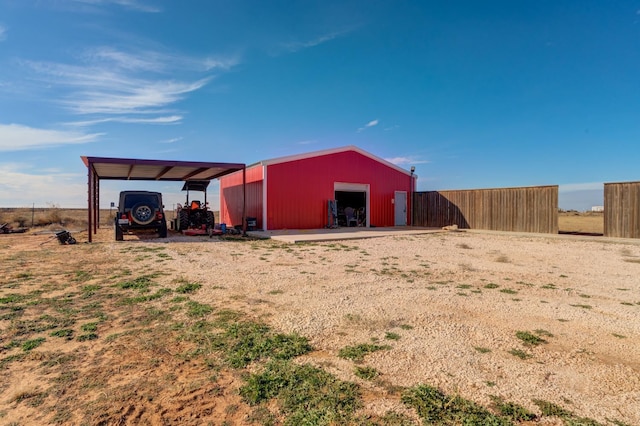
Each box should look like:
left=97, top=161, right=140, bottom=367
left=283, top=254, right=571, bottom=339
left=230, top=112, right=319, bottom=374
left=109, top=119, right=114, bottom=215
left=115, top=219, right=123, bottom=241
left=158, top=220, right=168, bottom=238
left=179, top=210, right=189, bottom=230
left=131, top=203, right=155, bottom=225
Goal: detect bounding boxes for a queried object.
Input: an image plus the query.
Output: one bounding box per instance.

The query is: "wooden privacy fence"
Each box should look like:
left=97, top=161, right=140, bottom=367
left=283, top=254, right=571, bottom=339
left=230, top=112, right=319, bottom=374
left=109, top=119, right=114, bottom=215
left=604, top=181, right=640, bottom=238
left=413, top=185, right=559, bottom=234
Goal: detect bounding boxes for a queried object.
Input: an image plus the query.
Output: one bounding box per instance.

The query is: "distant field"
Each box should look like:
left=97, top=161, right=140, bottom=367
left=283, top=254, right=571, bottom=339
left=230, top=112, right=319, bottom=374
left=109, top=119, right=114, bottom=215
left=558, top=211, right=603, bottom=235
left=1, top=207, right=604, bottom=235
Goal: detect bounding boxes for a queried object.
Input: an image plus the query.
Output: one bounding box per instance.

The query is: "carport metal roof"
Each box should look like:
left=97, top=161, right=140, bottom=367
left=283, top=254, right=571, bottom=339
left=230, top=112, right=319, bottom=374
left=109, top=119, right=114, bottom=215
left=81, top=156, right=246, bottom=242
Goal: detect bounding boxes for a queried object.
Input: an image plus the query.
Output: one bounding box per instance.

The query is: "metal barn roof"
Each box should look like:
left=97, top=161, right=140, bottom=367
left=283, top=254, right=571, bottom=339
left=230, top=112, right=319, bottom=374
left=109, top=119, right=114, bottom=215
left=251, top=145, right=414, bottom=177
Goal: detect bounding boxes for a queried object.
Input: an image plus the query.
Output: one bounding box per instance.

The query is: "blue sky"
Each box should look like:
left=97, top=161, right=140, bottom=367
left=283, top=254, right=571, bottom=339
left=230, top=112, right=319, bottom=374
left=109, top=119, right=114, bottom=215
left=1, top=0, right=639, bottom=211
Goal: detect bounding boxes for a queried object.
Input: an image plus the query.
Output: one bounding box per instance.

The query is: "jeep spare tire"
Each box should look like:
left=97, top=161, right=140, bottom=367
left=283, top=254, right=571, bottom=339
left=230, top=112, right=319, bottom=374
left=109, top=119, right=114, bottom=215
left=131, top=203, right=155, bottom=225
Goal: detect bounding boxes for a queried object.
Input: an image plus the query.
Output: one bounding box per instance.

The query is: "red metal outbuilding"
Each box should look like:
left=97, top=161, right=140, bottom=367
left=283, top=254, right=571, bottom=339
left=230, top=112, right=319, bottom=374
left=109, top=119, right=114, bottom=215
left=219, top=146, right=417, bottom=231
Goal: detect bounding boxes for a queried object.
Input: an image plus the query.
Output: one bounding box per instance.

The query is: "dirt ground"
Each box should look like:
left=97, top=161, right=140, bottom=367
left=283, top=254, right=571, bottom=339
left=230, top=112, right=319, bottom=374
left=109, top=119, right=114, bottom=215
left=0, top=226, right=638, bottom=425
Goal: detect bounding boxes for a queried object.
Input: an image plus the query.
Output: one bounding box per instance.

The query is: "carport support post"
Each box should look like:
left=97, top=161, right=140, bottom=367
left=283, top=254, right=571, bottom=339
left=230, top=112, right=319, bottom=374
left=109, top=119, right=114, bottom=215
left=87, top=162, right=93, bottom=243
left=94, top=173, right=99, bottom=235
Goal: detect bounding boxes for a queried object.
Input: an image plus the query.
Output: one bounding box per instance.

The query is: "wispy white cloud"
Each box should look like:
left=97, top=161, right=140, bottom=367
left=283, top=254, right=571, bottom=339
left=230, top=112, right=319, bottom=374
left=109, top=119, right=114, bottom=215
left=558, top=182, right=604, bottom=192
left=385, top=156, right=430, bottom=166
left=0, top=25, right=6, bottom=42
left=0, top=163, right=87, bottom=207
left=274, top=27, right=355, bottom=55
left=160, top=137, right=183, bottom=144
left=0, top=123, right=102, bottom=152
left=357, top=119, right=379, bottom=133
left=22, top=45, right=235, bottom=122
left=70, top=0, right=162, bottom=13
left=66, top=115, right=182, bottom=127
left=296, top=140, right=316, bottom=145
left=384, top=125, right=400, bottom=131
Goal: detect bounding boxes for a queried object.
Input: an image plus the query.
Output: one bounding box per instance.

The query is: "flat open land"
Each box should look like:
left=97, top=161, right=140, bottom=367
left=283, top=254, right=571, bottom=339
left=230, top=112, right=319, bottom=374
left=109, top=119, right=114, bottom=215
left=1, top=224, right=638, bottom=425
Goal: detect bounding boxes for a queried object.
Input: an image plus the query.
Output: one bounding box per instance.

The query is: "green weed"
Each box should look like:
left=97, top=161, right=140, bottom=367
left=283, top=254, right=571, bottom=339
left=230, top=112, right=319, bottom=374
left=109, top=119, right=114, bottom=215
left=570, top=304, right=592, bottom=309
left=385, top=332, right=401, bottom=341
left=338, top=343, right=391, bottom=363
left=175, top=279, right=201, bottom=294
left=402, top=384, right=510, bottom=425
left=240, top=360, right=361, bottom=425
left=22, top=338, right=45, bottom=351
left=50, top=329, right=74, bottom=340
left=515, top=331, right=547, bottom=346
left=354, top=366, right=380, bottom=380
left=509, top=349, right=532, bottom=359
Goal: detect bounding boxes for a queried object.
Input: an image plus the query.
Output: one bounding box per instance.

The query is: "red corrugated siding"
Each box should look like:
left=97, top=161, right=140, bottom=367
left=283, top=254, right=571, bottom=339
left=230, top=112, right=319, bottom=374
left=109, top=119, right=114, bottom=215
left=266, top=151, right=412, bottom=229
left=219, top=165, right=263, bottom=228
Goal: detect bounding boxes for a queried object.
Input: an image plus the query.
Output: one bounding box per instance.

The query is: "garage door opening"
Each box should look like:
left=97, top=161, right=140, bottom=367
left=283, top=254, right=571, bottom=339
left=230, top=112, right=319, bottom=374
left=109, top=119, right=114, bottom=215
left=334, top=182, right=369, bottom=227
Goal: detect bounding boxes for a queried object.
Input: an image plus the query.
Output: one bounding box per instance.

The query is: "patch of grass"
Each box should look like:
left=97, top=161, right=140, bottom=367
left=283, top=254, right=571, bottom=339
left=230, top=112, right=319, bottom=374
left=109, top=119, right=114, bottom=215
left=338, top=343, right=391, bottom=363
left=175, top=280, right=202, bottom=294
left=541, top=284, right=557, bottom=289
left=490, top=396, right=536, bottom=421
left=240, top=360, right=361, bottom=424
left=509, top=349, right=532, bottom=359
left=50, top=329, right=74, bottom=339
left=495, top=255, right=510, bottom=263
left=115, top=275, right=155, bottom=291
left=402, top=384, right=510, bottom=425
left=268, top=289, right=284, bottom=295
left=515, top=331, right=547, bottom=346
left=570, top=304, right=592, bottom=309
left=0, top=293, right=28, bottom=305
left=81, top=322, right=98, bottom=332
left=121, top=287, right=172, bottom=304
left=188, top=315, right=312, bottom=369
left=185, top=301, right=213, bottom=317
left=532, top=399, right=571, bottom=417
left=474, top=347, right=491, bottom=354
left=456, top=284, right=472, bottom=289
left=484, top=283, right=499, bottom=289
left=81, top=284, right=101, bottom=296
left=77, top=332, right=98, bottom=341
left=21, top=337, right=45, bottom=351
left=499, top=288, right=518, bottom=295
left=399, top=324, right=413, bottom=330
left=11, top=389, right=48, bottom=407
left=354, top=366, right=380, bottom=380
left=612, top=333, right=626, bottom=339
left=384, top=332, right=401, bottom=341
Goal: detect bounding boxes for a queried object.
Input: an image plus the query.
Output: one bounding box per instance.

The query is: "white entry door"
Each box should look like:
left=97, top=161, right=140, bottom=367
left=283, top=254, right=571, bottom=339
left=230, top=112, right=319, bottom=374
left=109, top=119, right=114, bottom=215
left=394, top=191, right=407, bottom=226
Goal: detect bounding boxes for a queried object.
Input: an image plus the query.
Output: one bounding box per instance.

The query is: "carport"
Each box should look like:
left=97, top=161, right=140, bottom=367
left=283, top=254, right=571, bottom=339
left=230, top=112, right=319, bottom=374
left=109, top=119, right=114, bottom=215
left=81, top=156, right=246, bottom=242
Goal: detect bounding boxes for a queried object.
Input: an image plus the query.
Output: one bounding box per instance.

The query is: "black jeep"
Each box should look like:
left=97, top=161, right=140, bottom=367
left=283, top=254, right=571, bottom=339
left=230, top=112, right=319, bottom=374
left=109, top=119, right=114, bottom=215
left=115, top=191, right=167, bottom=241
